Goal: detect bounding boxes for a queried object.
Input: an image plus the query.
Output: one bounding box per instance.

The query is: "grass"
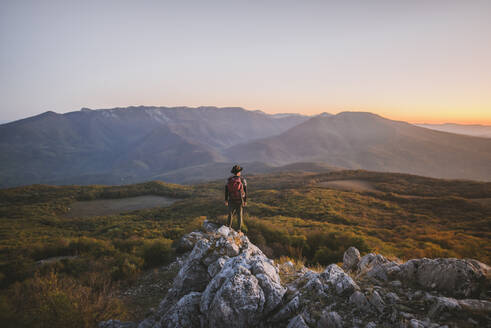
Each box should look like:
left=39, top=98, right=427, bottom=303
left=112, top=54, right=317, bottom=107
left=0, top=169, right=489, bottom=327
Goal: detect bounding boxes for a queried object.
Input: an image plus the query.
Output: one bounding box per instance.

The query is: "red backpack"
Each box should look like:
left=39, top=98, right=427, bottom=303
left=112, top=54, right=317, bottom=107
left=227, top=176, right=245, bottom=202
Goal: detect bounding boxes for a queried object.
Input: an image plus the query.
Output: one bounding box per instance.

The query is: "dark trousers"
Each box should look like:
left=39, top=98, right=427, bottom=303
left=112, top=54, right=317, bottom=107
left=227, top=202, right=243, bottom=231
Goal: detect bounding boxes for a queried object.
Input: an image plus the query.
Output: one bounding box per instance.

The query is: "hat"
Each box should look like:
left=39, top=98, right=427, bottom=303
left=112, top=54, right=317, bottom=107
left=231, top=165, right=243, bottom=174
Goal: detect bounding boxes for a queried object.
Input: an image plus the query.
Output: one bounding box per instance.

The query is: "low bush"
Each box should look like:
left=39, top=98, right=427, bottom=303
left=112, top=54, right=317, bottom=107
left=141, top=238, right=173, bottom=269
left=0, top=271, right=129, bottom=328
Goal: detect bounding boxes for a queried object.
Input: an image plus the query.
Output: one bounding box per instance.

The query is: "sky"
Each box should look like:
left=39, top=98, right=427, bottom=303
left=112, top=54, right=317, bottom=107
left=1, top=0, right=490, bottom=124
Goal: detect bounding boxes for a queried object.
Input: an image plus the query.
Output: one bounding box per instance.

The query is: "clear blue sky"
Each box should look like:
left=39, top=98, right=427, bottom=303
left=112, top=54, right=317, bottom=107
left=1, top=0, right=490, bottom=124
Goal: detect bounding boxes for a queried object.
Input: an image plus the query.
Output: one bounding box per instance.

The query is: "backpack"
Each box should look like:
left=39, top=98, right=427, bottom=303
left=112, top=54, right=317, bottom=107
left=227, top=176, right=245, bottom=202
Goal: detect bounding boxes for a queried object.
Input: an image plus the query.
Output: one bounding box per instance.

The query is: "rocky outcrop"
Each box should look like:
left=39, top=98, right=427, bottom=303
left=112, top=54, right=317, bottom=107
left=101, top=221, right=491, bottom=328
left=398, top=258, right=490, bottom=298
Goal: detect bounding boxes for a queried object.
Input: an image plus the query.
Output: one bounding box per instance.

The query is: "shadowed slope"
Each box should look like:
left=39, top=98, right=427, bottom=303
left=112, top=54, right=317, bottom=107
left=0, top=106, right=308, bottom=187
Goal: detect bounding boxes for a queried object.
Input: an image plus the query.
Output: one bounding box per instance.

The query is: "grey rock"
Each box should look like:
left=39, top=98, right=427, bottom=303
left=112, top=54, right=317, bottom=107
left=202, top=220, right=219, bottom=232
left=390, top=308, right=399, bottom=323
left=368, top=290, right=385, bottom=313
left=158, top=239, right=211, bottom=315
left=321, top=264, right=359, bottom=295
left=217, top=225, right=231, bottom=237
left=343, top=246, right=361, bottom=272
left=358, top=253, right=376, bottom=271
left=99, top=320, right=137, bottom=328
left=207, top=256, right=228, bottom=277
left=272, top=295, right=301, bottom=322
left=365, top=322, right=377, bottom=328
left=457, top=298, right=491, bottom=315
left=400, top=312, right=414, bottom=319
left=357, top=253, right=399, bottom=282
left=287, top=314, right=309, bottom=328
left=413, top=290, right=423, bottom=299
left=177, top=231, right=206, bottom=252
left=350, top=290, right=370, bottom=311
left=409, top=318, right=425, bottom=328
left=201, top=264, right=265, bottom=327
left=317, top=310, right=343, bottom=328
left=398, top=258, right=490, bottom=298
left=198, top=232, right=286, bottom=327
left=386, top=292, right=400, bottom=304
left=389, top=280, right=402, bottom=288
left=428, top=296, right=461, bottom=319
left=137, top=318, right=158, bottom=328
left=160, top=292, right=202, bottom=328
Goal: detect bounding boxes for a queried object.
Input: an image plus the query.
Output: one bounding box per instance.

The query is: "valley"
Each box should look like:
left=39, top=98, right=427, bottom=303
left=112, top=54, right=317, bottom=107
left=65, top=195, right=179, bottom=218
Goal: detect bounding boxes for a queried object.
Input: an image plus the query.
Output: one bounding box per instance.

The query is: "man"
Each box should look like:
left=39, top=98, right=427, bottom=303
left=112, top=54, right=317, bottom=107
left=225, top=165, right=247, bottom=232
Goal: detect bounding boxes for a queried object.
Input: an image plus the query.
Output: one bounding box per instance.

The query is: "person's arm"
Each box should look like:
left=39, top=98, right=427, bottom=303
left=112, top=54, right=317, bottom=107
left=224, top=182, right=229, bottom=205
left=242, top=177, right=247, bottom=202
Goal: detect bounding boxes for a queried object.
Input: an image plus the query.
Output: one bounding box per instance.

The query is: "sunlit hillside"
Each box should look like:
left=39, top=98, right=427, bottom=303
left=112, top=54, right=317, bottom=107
left=0, top=170, right=489, bottom=326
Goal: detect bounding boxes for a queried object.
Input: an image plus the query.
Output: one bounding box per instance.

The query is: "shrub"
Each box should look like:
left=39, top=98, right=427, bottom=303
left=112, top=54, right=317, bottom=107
left=110, top=253, right=143, bottom=281
left=313, top=246, right=342, bottom=265
left=141, top=238, right=173, bottom=269
left=0, top=271, right=129, bottom=328
left=69, top=237, right=115, bottom=258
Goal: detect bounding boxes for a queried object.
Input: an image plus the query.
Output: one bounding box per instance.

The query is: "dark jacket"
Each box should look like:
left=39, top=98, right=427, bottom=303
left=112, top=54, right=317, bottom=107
left=225, top=175, right=247, bottom=203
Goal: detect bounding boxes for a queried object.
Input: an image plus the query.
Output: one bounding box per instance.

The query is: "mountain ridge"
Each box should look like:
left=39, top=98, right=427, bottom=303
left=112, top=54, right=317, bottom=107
left=226, top=111, right=491, bottom=181
left=0, top=106, right=309, bottom=187
left=1, top=106, right=491, bottom=187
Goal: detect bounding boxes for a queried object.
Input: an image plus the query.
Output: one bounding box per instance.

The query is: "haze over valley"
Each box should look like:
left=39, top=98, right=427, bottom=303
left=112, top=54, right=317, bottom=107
left=416, top=123, right=491, bottom=138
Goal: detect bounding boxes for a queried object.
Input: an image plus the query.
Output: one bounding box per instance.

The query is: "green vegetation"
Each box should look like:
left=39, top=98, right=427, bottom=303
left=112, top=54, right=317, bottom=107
left=0, top=170, right=490, bottom=327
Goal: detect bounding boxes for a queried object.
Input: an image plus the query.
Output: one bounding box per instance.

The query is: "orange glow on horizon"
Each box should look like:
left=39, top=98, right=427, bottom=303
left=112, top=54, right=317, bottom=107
left=254, top=104, right=491, bottom=126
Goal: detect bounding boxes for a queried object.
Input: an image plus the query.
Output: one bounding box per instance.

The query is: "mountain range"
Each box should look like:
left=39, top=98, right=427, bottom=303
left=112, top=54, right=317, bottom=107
left=228, top=112, right=491, bottom=181
left=1, top=106, right=490, bottom=187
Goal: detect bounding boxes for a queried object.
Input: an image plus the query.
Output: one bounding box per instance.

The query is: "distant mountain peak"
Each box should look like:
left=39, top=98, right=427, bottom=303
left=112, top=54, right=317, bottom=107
left=41, top=110, right=58, bottom=116
left=0, top=105, right=309, bottom=187
left=335, top=111, right=384, bottom=119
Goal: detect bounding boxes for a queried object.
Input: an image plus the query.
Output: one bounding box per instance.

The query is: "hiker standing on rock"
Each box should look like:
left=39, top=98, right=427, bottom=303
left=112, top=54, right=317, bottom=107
left=225, top=165, right=247, bottom=233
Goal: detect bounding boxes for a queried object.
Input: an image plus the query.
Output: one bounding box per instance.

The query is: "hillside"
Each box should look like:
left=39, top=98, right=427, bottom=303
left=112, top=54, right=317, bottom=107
left=0, top=106, right=308, bottom=187
left=0, top=170, right=490, bottom=326
left=226, top=112, right=491, bottom=181
left=417, top=123, right=491, bottom=138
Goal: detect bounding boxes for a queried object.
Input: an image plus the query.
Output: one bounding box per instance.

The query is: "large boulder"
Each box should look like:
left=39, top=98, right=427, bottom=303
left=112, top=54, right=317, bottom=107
left=398, top=257, right=490, bottom=298
left=345, top=247, right=491, bottom=299
left=342, top=246, right=360, bottom=272
left=199, top=251, right=286, bottom=327
left=142, top=222, right=286, bottom=328
left=354, top=252, right=401, bottom=282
